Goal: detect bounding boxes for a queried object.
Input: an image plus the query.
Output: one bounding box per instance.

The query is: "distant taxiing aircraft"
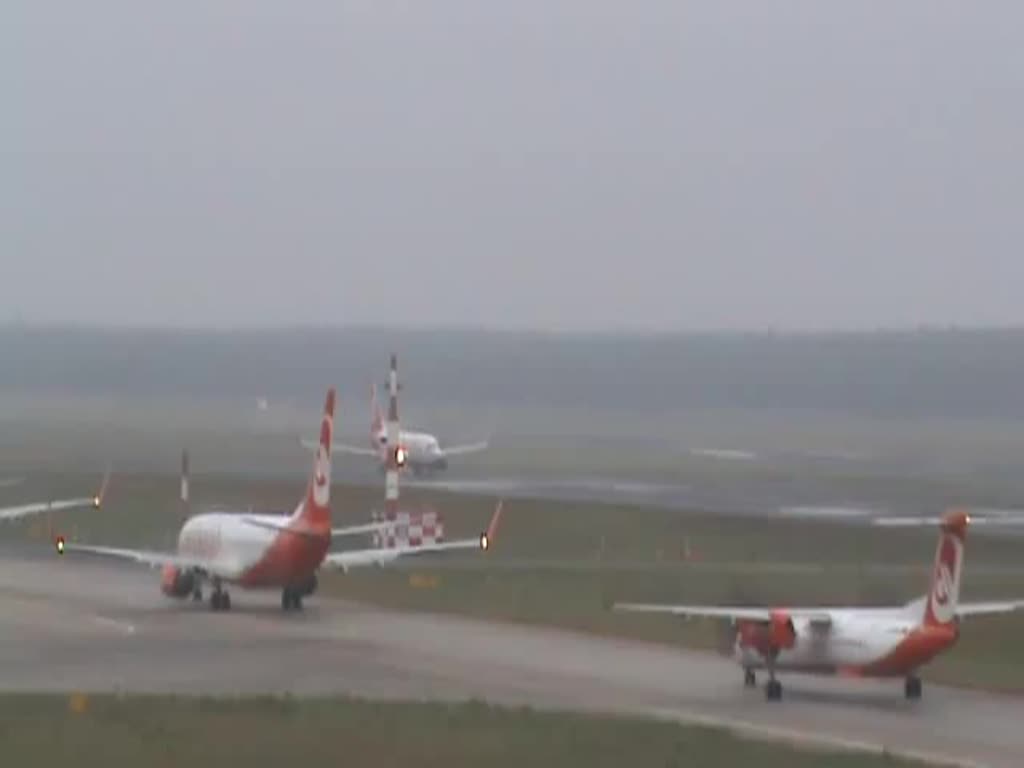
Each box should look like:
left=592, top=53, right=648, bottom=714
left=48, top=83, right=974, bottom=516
left=303, top=354, right=489, bottom=476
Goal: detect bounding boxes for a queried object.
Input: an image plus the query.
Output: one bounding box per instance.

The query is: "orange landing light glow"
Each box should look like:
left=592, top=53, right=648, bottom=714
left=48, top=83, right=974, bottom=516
left=55, top=537, right=65, bottom=555
left=480, top=534, right=490, bottom=551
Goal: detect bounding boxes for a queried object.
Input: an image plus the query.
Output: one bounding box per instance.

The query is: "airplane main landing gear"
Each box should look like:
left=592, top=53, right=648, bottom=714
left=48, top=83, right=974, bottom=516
left=281, top=588, right=303, bottom=612
left=904, top=675, right=922, bottom=700
left=764, top=657, right=783, bottom=701
left=210, top=580, right=231, bottom=612
left=743, top=668, right=756, bottom=688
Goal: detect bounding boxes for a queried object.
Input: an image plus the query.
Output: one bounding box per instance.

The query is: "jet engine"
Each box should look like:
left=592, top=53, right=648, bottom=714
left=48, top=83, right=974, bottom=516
left=160, top=564, right=196, bottom=598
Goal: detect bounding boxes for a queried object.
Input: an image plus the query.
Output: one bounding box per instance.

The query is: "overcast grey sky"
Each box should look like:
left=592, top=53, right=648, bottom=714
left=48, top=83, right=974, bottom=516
left=4, top=2, right=1023, bottom=331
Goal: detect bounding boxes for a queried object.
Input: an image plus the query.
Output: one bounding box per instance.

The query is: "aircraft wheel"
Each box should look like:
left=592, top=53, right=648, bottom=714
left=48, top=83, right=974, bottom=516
left=744, top=669, right=756, bottom=688
left=765, top=679, right=783, bottom=701
left=191, top=587, right=203, bottom=603
left=904, top=676, right=922, bottom=700
left=221, top=592, right=231, bottom=611
left=282, top=589, right=303, bottom=612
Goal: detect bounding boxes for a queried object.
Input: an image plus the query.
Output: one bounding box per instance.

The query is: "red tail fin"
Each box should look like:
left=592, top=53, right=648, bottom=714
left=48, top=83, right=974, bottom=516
left=294, top=388, right=335, bottom=531
left=923, top=510, right=968, bottom=627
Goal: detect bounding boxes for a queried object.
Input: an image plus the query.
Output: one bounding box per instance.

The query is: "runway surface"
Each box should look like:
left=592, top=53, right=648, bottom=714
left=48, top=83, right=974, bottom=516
left=1, top=555, right=1022, bottom=768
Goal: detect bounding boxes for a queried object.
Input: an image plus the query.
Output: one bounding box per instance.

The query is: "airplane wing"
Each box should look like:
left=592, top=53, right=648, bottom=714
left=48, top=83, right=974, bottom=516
left=299, top=437, right=378, bottom=457
left=322, top=500, right=503, bottom=572
left=0, top=467, right=111, bottom=522
left=322, top=536, right=487, bottom=572
left=956, top=601, right=1024, bottom=617
left=612, top=603, right=834, bottom=627
left=57, top=542, right=214, bottom=573
left=441, top=440, right=489, bottom=457
left=0, top=496, right=100, bottom=521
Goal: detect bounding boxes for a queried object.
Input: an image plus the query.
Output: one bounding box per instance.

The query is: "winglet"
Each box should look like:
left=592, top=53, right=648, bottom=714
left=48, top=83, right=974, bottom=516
left=480, top=499, right=504, bottom=551
left=93, top=464, right=112, bottom=509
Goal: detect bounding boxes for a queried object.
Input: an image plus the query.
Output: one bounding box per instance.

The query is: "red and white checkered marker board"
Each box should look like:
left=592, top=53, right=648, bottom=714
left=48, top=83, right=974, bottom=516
left=371, top=507, right=445, bottom=549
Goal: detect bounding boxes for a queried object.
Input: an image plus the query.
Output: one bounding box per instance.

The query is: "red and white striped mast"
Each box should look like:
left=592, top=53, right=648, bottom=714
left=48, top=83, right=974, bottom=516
left=384, top=353, right=403, bottom=532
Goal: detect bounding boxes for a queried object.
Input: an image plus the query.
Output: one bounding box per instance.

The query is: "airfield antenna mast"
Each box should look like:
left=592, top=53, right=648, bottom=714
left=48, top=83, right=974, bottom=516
left=383, top=354, right=402, bottom=540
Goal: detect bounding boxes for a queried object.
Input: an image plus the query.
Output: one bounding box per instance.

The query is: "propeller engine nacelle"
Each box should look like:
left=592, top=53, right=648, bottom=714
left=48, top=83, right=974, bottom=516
left=768, top=610, right=797, bottom=650
left=160, top=564, right=196, bottom=598
left=736, top=610, right=797, bottom=657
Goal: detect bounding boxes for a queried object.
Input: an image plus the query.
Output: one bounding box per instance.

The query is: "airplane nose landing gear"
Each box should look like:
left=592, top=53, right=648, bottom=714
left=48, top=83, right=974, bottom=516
left=764, top=654, right=783, bottom=701
left=904, top=675, right=922, bottom=700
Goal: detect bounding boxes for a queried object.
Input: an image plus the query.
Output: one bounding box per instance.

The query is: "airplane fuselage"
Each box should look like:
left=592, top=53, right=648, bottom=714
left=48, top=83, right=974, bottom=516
left=175, top=512, right=329, bottom=589
left=733, top=611, right=958, bottom=677
left=374, top=428, right=448, bottom=472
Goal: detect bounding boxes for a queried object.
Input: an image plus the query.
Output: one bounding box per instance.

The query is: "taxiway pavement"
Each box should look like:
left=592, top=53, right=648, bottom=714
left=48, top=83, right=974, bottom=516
left=0, top=554, right=1020, bottom=768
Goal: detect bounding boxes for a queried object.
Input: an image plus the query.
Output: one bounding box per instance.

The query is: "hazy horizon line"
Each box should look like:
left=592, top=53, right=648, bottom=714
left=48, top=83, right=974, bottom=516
left=3, top=321, right=1024, bottom=339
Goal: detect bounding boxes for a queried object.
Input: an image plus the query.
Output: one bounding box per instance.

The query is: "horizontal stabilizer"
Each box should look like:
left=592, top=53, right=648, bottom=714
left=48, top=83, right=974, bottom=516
left=240, top=516, right=328, bottom=539
left=956, top=600, right=1024, bottom=617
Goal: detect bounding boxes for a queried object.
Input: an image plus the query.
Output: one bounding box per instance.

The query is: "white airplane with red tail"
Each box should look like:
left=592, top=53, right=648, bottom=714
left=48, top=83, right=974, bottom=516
left=304, top=354, right=488, bottom=477
left=55, top=389, right=501, bottom=612
left=615, top=510, right=1024, bottom=701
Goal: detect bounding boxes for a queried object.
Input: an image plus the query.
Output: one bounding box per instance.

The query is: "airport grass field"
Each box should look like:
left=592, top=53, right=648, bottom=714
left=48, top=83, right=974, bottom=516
left=9, top=468, right=1024, bottom=694
left=0, top=694, right=928, bottom=768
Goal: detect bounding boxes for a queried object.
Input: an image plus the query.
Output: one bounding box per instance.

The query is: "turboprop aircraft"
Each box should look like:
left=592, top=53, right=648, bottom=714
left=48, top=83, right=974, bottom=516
left=615, top=510, right=1024, bottom=701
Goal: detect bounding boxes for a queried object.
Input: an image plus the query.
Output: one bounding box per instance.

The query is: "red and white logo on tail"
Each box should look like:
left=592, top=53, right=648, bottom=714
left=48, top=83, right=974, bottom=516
left=925, top=510, right=968, bottom=626
left=297, top=388, right=334, bottom=530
